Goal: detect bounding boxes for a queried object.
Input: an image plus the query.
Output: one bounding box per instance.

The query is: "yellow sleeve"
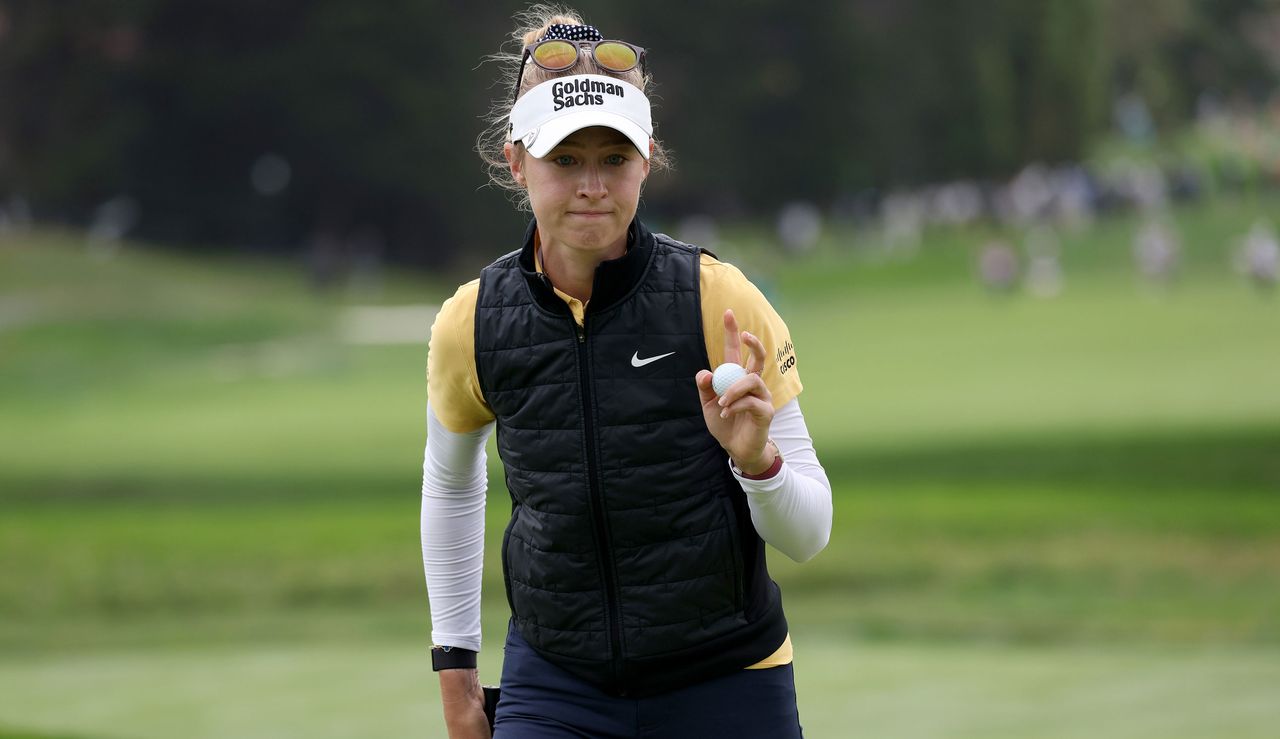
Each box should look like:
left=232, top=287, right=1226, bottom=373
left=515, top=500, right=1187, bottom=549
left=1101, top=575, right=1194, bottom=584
left=427, top=279, right=495, bottom=433
left=700, top=254, right=802, bottom=409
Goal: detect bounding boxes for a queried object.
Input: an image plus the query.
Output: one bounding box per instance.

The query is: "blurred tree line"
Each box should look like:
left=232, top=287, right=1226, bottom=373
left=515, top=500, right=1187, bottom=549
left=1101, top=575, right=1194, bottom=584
left=1, top=0, right=1277, bottom=270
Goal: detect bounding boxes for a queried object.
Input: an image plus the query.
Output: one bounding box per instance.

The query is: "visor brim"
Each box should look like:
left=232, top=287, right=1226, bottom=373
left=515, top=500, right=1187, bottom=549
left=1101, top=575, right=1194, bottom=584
left=523, top=111, right=651, bottom=160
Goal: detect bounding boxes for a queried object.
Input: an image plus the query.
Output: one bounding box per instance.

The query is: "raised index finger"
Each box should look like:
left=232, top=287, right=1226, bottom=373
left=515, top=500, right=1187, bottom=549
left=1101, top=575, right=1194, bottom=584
left=722, top=309, right=741, bottom=367
left=741, top=330, right=767, bottom=376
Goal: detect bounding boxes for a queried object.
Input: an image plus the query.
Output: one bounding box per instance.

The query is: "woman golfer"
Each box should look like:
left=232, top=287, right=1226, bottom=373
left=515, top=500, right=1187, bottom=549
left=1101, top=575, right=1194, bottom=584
left=422, top=8, right=833, bottom=737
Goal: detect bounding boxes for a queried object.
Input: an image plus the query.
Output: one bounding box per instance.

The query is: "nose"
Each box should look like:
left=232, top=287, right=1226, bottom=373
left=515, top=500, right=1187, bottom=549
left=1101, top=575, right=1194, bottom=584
left=577, top=163, right=607, bottom=200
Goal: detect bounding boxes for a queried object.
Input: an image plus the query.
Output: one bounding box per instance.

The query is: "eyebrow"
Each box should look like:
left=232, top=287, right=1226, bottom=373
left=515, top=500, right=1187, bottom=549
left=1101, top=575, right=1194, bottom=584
left=556, top=133, right=633, bottom=149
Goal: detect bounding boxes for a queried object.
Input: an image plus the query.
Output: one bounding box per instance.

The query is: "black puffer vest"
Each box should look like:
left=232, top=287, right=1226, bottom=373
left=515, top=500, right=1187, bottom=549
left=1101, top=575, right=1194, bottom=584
left=474, top=219, right=788, bottom=697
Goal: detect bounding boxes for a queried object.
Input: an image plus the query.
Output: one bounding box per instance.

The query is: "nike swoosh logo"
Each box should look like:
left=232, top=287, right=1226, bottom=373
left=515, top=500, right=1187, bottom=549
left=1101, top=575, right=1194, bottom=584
left=631, top=351, right=676, bottom=368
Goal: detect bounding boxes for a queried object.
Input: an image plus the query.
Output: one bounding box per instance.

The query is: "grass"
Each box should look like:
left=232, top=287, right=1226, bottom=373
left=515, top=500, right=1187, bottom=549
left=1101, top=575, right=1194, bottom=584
left=3, top=638, right=1278, bottom=739
left=2, top=196, right=1279, bottom=736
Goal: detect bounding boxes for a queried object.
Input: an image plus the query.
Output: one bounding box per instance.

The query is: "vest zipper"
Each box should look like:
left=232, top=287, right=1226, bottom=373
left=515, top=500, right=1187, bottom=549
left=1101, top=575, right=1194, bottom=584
left=574, top=317, right=625, bottom=686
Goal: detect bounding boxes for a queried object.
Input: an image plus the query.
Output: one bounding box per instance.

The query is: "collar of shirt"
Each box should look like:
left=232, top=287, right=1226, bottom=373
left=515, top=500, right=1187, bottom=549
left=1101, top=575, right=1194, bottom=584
left=517, top=218, right=651, bottom=322
left=533, top=231, right=588, bottom=326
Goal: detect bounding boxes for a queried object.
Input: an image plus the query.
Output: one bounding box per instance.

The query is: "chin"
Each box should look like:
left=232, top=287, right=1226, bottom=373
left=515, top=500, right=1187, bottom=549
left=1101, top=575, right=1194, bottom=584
left=569, top=223, right=624, bottom=248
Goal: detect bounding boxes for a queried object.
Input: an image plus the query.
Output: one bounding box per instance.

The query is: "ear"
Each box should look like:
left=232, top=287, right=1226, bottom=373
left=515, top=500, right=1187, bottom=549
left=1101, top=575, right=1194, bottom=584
left=504, top=142, right=526, bottom=186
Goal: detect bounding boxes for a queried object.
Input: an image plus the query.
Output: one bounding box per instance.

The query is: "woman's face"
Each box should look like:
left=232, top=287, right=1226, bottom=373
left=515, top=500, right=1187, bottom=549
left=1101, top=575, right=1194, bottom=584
left=508, top=126, right=650, bottom=260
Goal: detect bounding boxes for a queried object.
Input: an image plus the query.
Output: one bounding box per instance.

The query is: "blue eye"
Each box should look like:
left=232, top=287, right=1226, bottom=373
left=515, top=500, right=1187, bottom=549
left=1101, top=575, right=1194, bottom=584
left=605, top=153, right=626, bottom=165
left=553, top=155, right=575, bottom=166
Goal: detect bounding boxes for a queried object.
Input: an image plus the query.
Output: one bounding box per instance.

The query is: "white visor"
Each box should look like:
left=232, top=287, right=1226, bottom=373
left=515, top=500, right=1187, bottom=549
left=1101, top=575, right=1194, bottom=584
left=510, top=74, right=652, bottom=159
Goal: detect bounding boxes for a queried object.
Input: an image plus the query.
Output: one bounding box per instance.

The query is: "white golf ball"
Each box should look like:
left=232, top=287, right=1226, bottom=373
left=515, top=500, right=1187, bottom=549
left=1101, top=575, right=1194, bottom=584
left=712, top=362, right=748, bottom=396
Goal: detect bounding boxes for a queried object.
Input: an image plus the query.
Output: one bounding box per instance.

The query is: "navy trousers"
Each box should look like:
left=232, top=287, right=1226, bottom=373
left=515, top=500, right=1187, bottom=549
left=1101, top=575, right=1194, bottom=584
left=493, top=623, right=804, bottom=738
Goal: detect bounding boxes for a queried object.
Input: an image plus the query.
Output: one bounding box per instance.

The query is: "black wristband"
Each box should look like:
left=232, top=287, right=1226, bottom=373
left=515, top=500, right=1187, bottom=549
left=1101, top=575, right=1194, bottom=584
left=431, top=645, right=478, bottom=671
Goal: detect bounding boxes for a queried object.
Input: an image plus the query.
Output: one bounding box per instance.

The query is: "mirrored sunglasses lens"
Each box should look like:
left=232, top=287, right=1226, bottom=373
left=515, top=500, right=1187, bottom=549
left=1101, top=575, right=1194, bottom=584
left=533, top=41, right=578, bottom=70
left=594, top=42, right=637, bottom=71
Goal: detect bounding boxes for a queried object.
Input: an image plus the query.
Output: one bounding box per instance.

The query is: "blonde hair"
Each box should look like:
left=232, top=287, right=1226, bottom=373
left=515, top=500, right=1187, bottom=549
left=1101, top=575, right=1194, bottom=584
left=476, top=4, right=671, bottom=211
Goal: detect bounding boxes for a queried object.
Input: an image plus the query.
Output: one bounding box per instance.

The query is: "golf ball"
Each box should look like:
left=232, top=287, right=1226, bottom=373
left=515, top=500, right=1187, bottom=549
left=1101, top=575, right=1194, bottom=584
left=712, top=362, right=748, bottom=396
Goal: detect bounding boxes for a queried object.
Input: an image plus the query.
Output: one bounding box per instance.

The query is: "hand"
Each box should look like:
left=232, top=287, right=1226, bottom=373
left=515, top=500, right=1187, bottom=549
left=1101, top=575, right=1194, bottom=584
left=439, top=668, right=492, bottom=738
left=695, top=309, right=776, bottom=474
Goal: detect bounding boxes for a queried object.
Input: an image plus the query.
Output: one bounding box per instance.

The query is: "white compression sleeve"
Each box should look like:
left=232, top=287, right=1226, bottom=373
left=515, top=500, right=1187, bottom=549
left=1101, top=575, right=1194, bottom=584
left=420, top=403, right=493, bottom=652
left=733, top=399, right=833, bottom=562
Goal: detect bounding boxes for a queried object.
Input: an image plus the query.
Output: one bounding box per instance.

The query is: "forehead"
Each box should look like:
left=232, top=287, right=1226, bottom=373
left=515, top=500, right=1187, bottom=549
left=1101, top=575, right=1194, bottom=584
left=554, top=126, right=633, bottom=149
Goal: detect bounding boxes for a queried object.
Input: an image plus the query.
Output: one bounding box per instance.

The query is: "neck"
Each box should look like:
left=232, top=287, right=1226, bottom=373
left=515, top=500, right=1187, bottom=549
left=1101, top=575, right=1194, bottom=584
left=538, top=231, right=628, bottom=302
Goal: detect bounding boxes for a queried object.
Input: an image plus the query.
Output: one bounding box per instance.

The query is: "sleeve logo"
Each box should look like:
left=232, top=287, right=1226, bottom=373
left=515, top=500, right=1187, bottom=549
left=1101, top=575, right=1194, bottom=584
left=775, top=339, right=796, bottom=375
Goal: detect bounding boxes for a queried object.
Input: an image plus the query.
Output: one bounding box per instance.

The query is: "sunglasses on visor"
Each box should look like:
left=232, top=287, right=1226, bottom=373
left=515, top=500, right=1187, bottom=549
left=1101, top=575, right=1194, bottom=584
left=513, top=39, right=647, bottom=102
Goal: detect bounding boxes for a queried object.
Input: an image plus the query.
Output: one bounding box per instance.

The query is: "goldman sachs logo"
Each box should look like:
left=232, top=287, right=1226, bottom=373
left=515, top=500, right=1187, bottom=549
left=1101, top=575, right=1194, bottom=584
left=551, top=78, right=625, bottom=111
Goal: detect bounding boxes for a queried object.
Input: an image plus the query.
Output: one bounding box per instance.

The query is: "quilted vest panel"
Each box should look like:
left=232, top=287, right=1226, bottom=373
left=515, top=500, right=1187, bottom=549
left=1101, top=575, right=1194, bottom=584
left=474, top=230, right=786, bottom=696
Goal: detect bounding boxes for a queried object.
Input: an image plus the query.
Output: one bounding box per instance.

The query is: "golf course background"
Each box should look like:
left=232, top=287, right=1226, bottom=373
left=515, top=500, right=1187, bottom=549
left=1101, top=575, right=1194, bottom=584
left=2, top=195, right=1279, bottom=738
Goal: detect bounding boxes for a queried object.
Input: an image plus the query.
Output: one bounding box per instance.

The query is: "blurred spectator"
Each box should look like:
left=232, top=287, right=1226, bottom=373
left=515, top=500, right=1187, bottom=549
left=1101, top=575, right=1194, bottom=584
left=777, top=201, right=823, bottom=253
left=1166, top=164, right=1206, bottom=203
left=347, top=225, right=387, bottom=300
left=1, top=196, right=32, bottom=233
left=930, top=181, right=983, bottom=226
left=305, top=227, right=344, bottom=293
left=1003, top=163, right=1054, bottom=225
left=86, top=196, right=140, bottom=260
left=1024, top=226, right=1064, bottom=298
left=1195, top=91, right=1228, bottom=127
left=978, top=239, right=1019, bottom=294
left=1049, top=165, right=1097, bottom=231
left=1114, top=92, right=1155, bottom=144
left=881, top=190, right=924, bottom=256
left=1236, top=219, right=1279, bottom=292
left=1133, top=219, right=1181, bottom=284
left=1121, top=162, right=1169, bottom=212
left=829, top=189, right=878, bottom=232
left=676, top=214, right=721, bottom=251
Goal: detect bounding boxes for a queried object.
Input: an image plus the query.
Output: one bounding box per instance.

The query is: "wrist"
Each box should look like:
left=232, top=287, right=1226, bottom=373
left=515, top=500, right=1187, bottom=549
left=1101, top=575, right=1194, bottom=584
left=437, top=666, right=481, bottom=704
left=733, top=439, right=782, bottom=479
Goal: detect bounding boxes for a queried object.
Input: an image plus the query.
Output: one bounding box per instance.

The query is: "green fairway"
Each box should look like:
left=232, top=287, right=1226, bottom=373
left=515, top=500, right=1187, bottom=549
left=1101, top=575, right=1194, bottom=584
left=2, top=197, right=1279, bottom=736
left=2, top=638, right=1278, bottom=739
